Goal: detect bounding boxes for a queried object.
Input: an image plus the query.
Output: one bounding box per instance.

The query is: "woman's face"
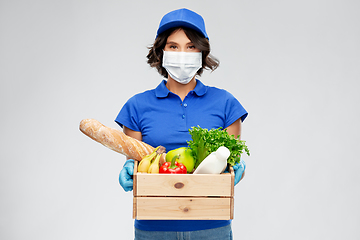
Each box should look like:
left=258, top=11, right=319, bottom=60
left=164, top=29, right=201, bottom=53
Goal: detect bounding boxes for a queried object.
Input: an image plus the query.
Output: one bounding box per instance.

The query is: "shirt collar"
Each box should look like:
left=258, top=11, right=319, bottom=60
left=192, top=79, right=207, bottom=96
left=155, top=79, right=208, bottom=98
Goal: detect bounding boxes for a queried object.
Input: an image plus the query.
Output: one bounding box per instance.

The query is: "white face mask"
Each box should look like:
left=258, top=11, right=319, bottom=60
left=162, top=51, right=202, bottom=84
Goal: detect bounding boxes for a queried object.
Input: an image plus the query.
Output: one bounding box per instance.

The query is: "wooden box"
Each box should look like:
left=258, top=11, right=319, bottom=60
left=133, top=161, right=235, bottom=220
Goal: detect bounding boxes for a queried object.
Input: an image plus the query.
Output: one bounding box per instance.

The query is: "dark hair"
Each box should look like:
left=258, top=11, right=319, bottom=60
left=147, top=27, right=220, bottom=78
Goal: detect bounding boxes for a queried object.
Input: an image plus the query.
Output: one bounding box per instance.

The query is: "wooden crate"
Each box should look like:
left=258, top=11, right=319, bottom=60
left=133, top=160, right=235, bottom=220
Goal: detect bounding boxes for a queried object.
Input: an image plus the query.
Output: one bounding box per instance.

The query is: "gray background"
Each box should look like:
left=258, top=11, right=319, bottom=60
left=1, top=0, right=359, bottom=239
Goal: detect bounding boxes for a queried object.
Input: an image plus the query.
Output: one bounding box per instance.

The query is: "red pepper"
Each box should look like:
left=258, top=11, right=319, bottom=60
left=159, top=154, right=187, bottom=174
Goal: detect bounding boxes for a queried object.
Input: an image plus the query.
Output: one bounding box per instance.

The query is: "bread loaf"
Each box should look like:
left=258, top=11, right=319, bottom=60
left=79, top=119, right=155, bottom=161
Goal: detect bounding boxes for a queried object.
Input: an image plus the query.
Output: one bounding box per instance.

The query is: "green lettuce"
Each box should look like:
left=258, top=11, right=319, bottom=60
left=187, top=126, right=250, bottom=167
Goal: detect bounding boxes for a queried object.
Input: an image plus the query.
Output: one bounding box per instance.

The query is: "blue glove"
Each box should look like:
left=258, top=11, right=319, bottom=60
left=119, top=159, right=134, bottom=192
left=233, top=159, right=246, bottom=186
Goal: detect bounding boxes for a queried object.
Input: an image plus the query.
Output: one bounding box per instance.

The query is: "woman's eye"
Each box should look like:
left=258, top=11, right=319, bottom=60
left=170, top=45, right=177, bottom=49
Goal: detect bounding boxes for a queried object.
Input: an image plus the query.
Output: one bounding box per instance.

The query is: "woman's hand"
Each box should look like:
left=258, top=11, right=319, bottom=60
left=119, top=127, right=141, bottom=192
left=226, top=119, right=246, bottom=183
left=233, top=159, right=246, bottom=185
left=119, top=159, right=134, bottom=192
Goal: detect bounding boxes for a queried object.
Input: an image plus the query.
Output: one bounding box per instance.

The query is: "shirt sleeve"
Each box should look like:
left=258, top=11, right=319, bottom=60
left=224, top=91, right=248, bottom=128
left=115, top=95, right=141, bottom=132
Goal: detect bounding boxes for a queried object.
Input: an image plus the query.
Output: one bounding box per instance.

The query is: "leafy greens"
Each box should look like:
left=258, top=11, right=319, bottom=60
left=187, top=126, right=250, bottom=167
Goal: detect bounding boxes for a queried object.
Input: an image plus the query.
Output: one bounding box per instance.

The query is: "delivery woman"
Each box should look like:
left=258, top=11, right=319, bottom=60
left=116, top=8, right=247, bottom=240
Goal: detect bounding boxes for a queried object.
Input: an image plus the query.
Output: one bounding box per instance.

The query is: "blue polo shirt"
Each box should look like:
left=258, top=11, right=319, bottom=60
left=115, top=79, right=248, bottom=231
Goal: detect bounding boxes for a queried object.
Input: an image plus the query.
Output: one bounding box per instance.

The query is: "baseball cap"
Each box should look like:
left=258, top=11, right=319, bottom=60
left=156, top=8, right=209, bottom=39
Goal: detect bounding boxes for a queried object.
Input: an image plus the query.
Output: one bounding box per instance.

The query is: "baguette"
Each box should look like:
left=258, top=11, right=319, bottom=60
left=79, top=119, right=155, bottom=161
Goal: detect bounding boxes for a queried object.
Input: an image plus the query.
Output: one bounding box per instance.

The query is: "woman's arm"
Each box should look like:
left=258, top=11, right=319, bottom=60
left=123, top=126, right=143, bottom=160
left=225, top=118, right=241, bottom=139
left=123, top=126, right=142, bottom=141
left=225, top=118, right=245, bottom=181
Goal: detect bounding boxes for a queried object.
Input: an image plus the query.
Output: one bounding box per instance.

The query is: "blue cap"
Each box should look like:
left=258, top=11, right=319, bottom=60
left=156, top=8, right=209, bottom=39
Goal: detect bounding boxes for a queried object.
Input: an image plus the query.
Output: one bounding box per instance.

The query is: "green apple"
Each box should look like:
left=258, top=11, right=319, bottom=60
left=166, top=147, right=195, bottom=173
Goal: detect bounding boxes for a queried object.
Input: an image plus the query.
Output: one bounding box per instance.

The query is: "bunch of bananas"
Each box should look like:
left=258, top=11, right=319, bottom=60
left=138, top=146, right=166, bottom=174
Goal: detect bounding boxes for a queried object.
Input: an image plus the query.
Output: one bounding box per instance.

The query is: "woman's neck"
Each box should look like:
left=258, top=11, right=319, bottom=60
left=166, top=77, right=197, bottom=101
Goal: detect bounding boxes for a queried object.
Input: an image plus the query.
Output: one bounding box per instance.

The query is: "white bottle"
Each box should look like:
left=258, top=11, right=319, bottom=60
left=193, top=146, right=230, bottom=174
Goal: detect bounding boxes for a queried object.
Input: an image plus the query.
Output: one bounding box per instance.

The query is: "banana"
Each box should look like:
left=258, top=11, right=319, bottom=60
left=146, top=146, right=166, bottom=174
left=147, top=153, right=162, bottom=174
left=137, top=146, right=159, bottom=173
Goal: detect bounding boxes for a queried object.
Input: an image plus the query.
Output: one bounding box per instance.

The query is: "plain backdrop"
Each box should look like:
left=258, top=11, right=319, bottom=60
left=1, top=0, right=359, bottom=239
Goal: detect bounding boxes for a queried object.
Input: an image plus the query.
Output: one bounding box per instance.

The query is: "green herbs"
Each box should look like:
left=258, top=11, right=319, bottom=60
left=188, top=126, right=250, bottom=167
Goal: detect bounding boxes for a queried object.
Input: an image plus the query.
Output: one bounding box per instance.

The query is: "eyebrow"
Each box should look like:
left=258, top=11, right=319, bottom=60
left=166, top=41, right=194, bottom=45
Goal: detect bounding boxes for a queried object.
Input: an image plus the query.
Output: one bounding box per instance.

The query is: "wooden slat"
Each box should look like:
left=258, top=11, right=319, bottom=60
left=132, top=161, right=138, bottom=219
left=135, top=173, right=232, bottom=197
left=133, top=197, right=137, bottom=219
left=230, top=166, right=234, bottom=197
left=134, top=197, right=233, bottom=220
left=133, top=160, right=138, bottom=197
left=230, top=197, right=234, bottom=219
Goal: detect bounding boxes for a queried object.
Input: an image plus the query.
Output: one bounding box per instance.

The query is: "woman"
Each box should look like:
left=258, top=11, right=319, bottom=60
left=117, top=8, right=247, bottom=240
